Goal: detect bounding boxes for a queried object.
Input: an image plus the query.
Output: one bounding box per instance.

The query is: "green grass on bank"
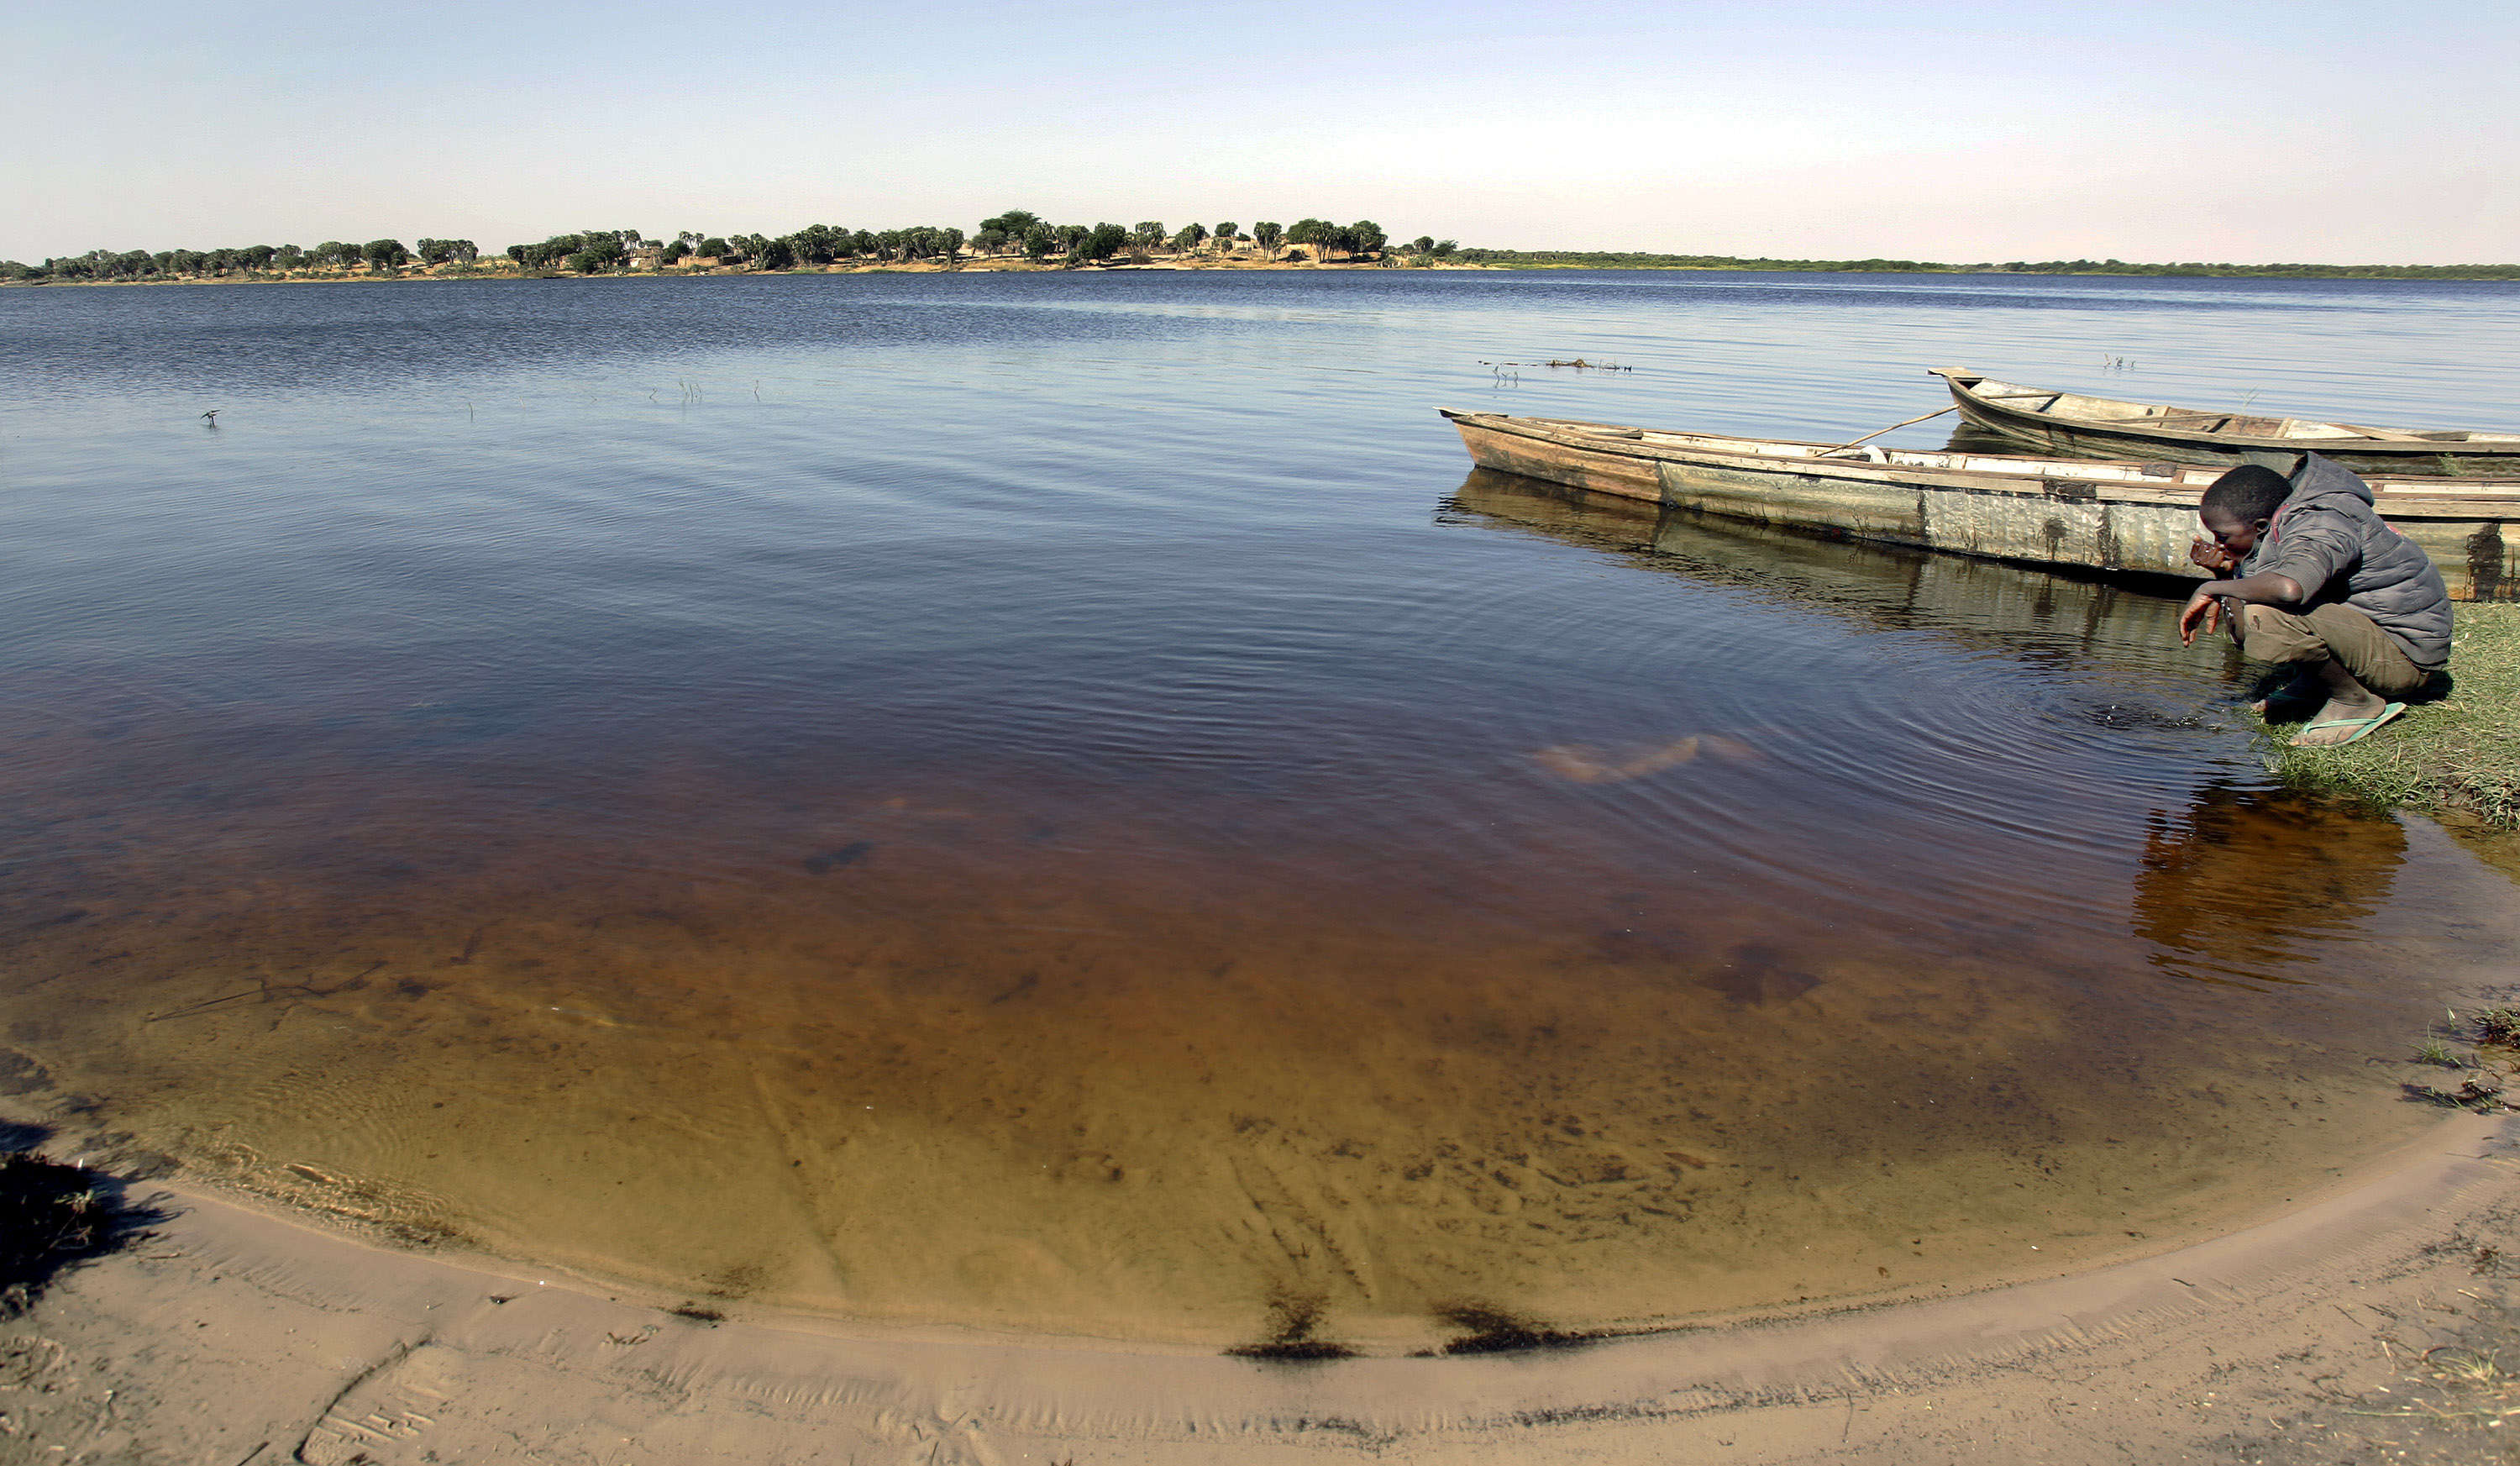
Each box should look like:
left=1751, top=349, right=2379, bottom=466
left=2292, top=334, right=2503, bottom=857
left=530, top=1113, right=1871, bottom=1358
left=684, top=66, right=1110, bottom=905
left=2269, top=602, right=2520, bottom=826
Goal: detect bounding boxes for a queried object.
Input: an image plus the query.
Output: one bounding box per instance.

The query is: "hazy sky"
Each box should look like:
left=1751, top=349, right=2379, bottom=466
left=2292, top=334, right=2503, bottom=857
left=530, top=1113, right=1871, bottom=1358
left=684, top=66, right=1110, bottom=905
left=6, top=0, right=2512, bottom=264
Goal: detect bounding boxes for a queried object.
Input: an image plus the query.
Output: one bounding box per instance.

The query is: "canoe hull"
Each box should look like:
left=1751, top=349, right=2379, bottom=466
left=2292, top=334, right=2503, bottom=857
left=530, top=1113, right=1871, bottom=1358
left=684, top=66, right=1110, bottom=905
left=1651, top=454, right=2202, bottom=580
left=1934, top=369, right=2520, bottom=477
left=1443, top=410, right=2519, bottom=601
left=1441, top=417, right=1664, bottom=500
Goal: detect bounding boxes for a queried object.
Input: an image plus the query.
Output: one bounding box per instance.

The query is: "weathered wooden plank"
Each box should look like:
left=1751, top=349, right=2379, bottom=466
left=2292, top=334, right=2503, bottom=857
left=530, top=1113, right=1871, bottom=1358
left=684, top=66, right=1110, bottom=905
left=1656, top=459, right=1927, bottom=539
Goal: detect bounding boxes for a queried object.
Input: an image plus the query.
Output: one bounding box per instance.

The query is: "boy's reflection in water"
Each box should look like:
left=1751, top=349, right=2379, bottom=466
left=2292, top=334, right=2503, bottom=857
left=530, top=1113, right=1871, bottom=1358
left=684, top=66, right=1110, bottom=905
left=2135, top=784, right=2407, bottom=986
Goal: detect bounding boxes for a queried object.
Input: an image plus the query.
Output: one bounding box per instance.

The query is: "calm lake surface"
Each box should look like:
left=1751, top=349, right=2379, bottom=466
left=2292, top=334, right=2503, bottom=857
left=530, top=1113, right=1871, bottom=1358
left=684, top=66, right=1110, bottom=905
left=3, top=271, right=2516, bottom=1348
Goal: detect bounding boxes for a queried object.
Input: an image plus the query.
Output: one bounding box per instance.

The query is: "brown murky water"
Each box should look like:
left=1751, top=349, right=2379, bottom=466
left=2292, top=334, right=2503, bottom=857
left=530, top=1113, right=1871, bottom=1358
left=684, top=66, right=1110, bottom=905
left=3, top=488, right=2499, bottom=1351
left=3, top=276, right=2512, bottom=1351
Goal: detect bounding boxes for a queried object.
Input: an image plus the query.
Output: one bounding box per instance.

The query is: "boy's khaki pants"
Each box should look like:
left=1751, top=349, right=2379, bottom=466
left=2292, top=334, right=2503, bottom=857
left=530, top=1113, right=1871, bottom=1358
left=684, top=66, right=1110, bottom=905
left=2238, top=602, right=2428, bottom=696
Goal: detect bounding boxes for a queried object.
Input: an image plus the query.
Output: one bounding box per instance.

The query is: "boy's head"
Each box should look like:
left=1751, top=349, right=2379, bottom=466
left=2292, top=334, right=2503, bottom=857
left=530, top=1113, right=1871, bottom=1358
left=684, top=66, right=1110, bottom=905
left=2197, top=464, right=2292, bottom=556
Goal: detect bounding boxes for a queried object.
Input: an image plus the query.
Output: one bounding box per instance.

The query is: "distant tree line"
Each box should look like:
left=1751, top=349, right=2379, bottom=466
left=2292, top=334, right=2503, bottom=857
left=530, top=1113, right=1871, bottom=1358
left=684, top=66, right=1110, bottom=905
left=6, top=238, right=480, bottom=282
left=0, top=210, right=1461, bottom=283
left=1456, top=249, right=2520, bottom=281
left=13, top=230, right=2514, bottom=284
left=1459, top=250, right=1953, bottom=273
left=1992, top=259, right=2520, bottom=280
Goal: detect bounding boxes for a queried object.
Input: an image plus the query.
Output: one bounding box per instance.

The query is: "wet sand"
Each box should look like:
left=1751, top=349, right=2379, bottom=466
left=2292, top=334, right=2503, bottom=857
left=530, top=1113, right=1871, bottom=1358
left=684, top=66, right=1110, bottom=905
left=1, top=1106, right=2509, bottom=1464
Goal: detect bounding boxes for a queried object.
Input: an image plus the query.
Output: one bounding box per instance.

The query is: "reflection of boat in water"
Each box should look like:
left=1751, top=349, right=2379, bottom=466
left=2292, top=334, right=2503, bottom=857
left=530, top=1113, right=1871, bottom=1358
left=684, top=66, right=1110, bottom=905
left=1440, top=408, right=2517, bottom=601
left=1931, top=368, right=2520, bottom=477
left=1445, top=466, right=2200, bottom=664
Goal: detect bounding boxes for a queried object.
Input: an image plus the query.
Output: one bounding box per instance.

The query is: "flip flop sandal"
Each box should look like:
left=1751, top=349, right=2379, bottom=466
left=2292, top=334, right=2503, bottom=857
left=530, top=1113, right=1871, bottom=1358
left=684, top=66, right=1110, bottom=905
left=2289, top=702, right=2407, bottom=748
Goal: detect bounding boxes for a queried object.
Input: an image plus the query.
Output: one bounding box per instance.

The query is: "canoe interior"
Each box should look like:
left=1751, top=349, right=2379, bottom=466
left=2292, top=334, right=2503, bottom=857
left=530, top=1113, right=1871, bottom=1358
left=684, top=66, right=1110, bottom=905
left=1934, top=369, right=2520, bottom=454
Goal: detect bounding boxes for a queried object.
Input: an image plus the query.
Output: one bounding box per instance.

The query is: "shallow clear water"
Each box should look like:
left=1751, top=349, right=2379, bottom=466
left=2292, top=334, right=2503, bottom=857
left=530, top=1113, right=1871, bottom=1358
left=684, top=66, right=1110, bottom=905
left=1, top=271, right=2514, bottom=1348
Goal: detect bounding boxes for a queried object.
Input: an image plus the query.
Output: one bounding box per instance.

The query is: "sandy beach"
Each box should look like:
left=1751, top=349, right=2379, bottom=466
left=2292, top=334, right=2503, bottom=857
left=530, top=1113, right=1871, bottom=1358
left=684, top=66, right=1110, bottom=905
left=0, top=1104, right=2511, bottom=1465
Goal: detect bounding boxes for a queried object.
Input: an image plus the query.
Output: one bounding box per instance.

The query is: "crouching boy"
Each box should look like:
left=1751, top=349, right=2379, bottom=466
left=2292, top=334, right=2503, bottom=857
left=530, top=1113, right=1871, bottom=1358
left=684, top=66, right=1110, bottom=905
left=2178, top=454, right=2452, bottom=747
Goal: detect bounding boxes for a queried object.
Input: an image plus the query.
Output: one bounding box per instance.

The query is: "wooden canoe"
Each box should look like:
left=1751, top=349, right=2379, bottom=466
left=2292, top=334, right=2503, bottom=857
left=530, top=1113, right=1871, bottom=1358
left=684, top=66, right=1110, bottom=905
left=1932, top=369, right=2520, bottom=476
left=1439, top=407, right=2519, bottom=601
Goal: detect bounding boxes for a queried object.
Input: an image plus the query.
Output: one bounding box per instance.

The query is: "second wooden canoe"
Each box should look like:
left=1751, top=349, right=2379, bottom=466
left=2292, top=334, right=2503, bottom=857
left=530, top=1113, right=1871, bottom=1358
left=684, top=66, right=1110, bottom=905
left=1439, top=407, right=2519, bottom=601
left=1932, top=368, right=2520, bottom=476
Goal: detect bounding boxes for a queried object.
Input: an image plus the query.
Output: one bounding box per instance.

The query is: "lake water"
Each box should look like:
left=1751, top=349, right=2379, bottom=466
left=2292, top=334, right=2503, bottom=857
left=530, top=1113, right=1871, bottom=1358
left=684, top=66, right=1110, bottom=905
left=3, top=271, right=2516, bottom=1351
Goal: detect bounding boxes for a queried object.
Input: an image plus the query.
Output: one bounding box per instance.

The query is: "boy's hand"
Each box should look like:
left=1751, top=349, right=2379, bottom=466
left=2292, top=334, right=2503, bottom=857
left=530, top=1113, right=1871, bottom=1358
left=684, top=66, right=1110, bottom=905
left=2187, top=536, right=2237, bottom=573
left=2178, top=586, right=2223, bottom=645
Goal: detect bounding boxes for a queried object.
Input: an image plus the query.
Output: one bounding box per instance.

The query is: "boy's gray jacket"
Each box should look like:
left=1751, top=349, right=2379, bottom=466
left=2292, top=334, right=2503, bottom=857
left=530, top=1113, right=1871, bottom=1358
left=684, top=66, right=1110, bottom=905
left=2242, top=453, right=2453, bottom=670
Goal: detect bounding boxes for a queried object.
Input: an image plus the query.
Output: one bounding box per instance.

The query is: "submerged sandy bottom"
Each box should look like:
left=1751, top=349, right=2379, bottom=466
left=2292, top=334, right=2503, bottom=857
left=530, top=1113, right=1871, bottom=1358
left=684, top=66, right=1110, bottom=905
left=1, top=697, right=2506, bottom=1349
left=3, top=1106, right=2512, bottom=1466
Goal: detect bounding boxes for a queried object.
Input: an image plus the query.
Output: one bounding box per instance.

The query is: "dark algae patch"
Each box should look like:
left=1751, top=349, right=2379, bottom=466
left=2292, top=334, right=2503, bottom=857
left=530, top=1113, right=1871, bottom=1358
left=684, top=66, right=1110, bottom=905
left=801, top=841, right=874, bottom=875
left=1427, top=1304, right=1602, bottom=1356
left=0, top=1051, right=53, bottom=1097
left=1226, top=1338, right=1356, bottom=1363
left=1227, top=1295, right=1356, bottom=1363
